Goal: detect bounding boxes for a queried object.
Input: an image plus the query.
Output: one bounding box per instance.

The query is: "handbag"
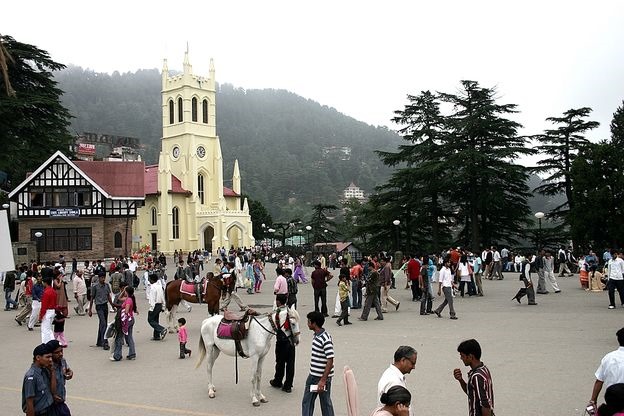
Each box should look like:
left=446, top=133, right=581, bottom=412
left=105, top=322, right=117, bottom=339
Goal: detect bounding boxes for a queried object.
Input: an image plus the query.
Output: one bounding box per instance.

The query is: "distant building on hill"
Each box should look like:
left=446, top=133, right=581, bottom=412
left=343, top=182, right=366, bottom=201
left=322, top=146, right=351, bottom=160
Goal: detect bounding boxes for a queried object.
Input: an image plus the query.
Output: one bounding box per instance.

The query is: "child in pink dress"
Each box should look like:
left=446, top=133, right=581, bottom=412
left=178, top=318, right=191, bottom=359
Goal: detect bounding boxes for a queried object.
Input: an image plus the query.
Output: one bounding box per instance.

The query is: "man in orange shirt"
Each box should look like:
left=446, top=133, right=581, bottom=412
left=350, top=259, right=363, bottom=309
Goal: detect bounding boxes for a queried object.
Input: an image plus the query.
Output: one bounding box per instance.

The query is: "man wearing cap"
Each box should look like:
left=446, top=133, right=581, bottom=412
left=47, top=339, right=73, bottom=412
left=22, top=343, right=55, bottom=416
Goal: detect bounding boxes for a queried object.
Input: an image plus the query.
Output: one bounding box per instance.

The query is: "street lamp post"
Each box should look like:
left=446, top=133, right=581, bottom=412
left=34, top=231, right=43, bottom=264
left=268, top=228, right=275, bottom=248
left=534, top=212, right=544, bottom=251
left=298, top=229, right=302, bottom=247
left=305, top=225, right=312, bottom=248
left=392, top=219, right=400, bottom=251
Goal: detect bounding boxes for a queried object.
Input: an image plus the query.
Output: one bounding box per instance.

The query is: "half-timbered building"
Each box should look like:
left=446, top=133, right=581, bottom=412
left=8, top=151, right=144, bottom=260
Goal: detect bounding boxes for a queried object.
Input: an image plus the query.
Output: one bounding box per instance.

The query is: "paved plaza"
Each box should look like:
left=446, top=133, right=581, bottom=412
left=2, top=263, right=622, bottom=416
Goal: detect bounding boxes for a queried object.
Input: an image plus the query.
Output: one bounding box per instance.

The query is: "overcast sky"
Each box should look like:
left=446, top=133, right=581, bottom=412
left=4, top=0, right=624, bottom=143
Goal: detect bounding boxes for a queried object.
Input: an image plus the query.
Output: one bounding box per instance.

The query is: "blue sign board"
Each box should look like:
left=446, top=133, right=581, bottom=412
left=49, top=208, right=80, bottom=218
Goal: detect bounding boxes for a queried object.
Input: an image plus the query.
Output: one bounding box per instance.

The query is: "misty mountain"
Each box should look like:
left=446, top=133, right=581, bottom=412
left=54, top=66, right=401, bottom=220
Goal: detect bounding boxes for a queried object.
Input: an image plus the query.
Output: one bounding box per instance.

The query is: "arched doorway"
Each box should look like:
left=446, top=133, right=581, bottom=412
left=203, top=226, right=214, bottom=253
left=226, top=224, right=243, bottom=249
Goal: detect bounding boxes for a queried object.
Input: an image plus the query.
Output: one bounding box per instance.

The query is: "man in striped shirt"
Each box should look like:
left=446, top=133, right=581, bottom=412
left=302, top=311, right=335, bottom=416
left=453, top=339, right=494, bottom=416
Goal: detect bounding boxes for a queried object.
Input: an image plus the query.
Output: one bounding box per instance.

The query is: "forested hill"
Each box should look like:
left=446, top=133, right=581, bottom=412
left=54, top=66, right=401, bottom=220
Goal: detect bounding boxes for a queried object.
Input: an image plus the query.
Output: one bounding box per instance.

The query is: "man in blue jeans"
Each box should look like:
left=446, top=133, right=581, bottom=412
left=302, top=311, right=335, bottom=416
left=88, top=274, right=114, bottom=350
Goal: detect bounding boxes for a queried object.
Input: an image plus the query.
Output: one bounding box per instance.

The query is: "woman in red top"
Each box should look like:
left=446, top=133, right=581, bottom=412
left=39, top=275, right=57, bottom=343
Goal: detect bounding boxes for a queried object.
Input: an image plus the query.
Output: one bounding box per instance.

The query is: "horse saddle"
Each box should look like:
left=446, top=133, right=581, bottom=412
left=180, top=280, right=205, bottom=297
left=217, top=309, right=258, bottom=358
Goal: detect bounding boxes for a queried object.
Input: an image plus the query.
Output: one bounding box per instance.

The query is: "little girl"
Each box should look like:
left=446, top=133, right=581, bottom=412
left=53, top=308, right=67, bottom=347
left=178, top=318, right=191, bottom=359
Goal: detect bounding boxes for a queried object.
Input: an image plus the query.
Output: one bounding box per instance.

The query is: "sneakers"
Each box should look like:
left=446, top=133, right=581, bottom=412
left=609, top=305, right=615, bottom=309
left=160, top=329, right=168, bottom=340
left=109, top=355, right=121, bottom=361
left=450, top=316, right=458, bottom=320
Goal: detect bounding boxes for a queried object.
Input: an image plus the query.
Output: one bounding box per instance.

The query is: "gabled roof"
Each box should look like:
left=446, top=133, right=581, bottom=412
left=223, top=186, right=239, bottom=197
left=8, top=151, right=145, bottom=200
left=144, top=165, right=190, bottom=195
left=75, top=161, right=144, bottom=198
left=143, top=165, right=240, bottom=197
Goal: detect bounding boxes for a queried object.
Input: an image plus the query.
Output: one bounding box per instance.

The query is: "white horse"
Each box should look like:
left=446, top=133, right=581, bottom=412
left=196, top=307, right=301, bottom=406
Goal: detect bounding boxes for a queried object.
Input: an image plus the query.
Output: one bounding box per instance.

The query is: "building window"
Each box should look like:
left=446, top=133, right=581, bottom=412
left=192, top=97, right=198, bottom=122
left=151, top=207, right=157, bottom=226
left=31, top=228, right=92, bottom=252
left=169, top=99, right=174, bottom=124
left=114, top=231, right=123, bottom=248
left=198, top=174, right=205, bottom=204
left=29, top=187, right=91, bottom=208
left=172, top=207, right=180, bottom=239
left=177, top=97, right=183, bottom=122
left=202, top=99, right=208, bottom=123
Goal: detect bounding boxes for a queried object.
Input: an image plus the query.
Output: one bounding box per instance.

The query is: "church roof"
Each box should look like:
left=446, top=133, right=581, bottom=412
left=223, top=187, right=239, bottom=197
left=75, top=160, right=145, bottom=198
left=144, top=165, right=190, bottom=195
left=143, top=166, right=238, bottom=197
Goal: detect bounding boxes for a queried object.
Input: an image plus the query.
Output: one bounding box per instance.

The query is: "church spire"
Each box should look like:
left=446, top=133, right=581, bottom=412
left=183, top=44, right=192, bottom=75
left=162, top=58, right=169, bottom=88
left=233, top=159, right=241, bottom=194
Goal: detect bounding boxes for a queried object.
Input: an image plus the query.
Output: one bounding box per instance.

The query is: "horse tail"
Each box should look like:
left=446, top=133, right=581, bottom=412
left=195, top=328, right=207, bottom=369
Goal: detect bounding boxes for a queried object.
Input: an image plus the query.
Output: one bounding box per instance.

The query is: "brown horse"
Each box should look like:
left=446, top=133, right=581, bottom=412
left=164, top=272, right=223, bottom=332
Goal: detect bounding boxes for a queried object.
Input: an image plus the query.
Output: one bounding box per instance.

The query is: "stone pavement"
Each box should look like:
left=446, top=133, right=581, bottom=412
left=1, top=264, right=621, bottom=416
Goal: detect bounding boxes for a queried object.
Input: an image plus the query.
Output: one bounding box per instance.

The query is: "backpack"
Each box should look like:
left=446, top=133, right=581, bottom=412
left=287, top=276, right=298, bottom=295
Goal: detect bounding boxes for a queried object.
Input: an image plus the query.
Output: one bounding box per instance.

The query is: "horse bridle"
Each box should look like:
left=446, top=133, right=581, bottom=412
left=253, top=312, right=300, bottom=338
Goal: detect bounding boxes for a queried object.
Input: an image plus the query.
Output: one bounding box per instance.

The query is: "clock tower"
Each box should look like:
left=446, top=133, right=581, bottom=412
left=134, top=50, right=254, bottom=254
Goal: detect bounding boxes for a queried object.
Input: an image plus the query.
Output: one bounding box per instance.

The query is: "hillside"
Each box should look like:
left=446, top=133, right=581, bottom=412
left=54, top=66, right=401, bottom=220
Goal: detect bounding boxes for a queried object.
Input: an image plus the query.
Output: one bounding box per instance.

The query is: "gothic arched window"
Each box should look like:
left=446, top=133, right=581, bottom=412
left=168, top=99, right=174, bottom=124
left=202, top=99, right=208, bottom=123
left=192, top=97, right=198, bottom=122
left=172, top=207, right=180, bottom=239
left=177, top=97, right=183, bottom=122
left=151, top=207, right=157, bottom=226
left=198, top=174, right=205, bottom=205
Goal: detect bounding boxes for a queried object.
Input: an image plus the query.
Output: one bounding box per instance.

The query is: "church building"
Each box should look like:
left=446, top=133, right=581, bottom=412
left=133, top=51, right=254, bottom=254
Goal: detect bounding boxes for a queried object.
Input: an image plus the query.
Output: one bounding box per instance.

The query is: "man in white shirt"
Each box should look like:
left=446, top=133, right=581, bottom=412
left=607, top=251, right=624, bottom=309
left=147, top=274, right=167, bottom=340
left=72, top=270, right=87, bottom=316
left=589, top=327, right=624, bottom=406
left=491, top=247, right=503, bottom=280
left=434, top=259, right=458, bottom=319
left=377, top=346, right=417, bottom=408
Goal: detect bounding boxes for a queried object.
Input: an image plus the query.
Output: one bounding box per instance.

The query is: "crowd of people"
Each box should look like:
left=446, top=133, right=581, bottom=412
left=3, top=243, right=624, bottom=416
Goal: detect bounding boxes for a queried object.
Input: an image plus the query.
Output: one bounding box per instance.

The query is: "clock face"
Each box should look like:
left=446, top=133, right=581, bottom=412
left=196, top=146, right=206, bottom=158
left=172, top=146, right=180, bottom=158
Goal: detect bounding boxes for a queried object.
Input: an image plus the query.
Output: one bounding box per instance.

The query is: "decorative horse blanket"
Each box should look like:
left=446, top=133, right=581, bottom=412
left=180, top=280, right=206, bottom=296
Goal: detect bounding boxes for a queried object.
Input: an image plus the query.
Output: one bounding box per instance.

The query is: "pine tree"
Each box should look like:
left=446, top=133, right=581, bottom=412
left=568, top=103, right=624, bottom=248
left=376, top=91, right=455, bottom=252
left=439, top=81, right=534, bottom=249
left=0, top=35, right=74, bottom=185
left=533, top=107, right=599, bottom=213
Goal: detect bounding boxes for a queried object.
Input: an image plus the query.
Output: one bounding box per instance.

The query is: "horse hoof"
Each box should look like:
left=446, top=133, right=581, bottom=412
left=252, top=402, right=260, bottom=407
left=260, top=398, right=269, bottom=403
left=208, top=393, right=215, bottom=399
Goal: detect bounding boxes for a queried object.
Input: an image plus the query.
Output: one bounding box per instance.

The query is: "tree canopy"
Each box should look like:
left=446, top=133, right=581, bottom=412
left=0, top=35, right=74, bottom=186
